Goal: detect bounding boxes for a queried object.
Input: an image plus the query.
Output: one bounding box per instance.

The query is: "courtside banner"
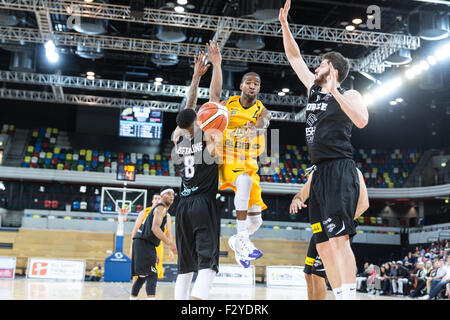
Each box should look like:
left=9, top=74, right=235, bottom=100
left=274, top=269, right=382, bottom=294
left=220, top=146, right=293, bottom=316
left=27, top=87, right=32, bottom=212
left=0, top=256, right=16, bottom=280
left=266, top=266, right=306, bottom=287
left=213, top=264, right=255, bottom=286
left=26, top=258, right=85, bottom=281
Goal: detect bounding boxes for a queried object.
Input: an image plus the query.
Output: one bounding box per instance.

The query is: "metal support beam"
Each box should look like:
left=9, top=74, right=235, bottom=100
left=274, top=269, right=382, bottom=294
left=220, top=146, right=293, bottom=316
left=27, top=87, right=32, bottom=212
left=0, top=0, right=420, bottom=49
left=0, top=88, right=305, bottom=122
left=0, top=26, right=370, bottom=71
left=0, top=70, right=309, bottom=107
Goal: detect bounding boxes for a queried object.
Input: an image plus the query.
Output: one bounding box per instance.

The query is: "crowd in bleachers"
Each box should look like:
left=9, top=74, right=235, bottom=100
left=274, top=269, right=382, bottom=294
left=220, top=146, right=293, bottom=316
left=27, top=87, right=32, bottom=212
left=17, top=127, right=426, bottom=188
left=355, top=239, right=450, bottom=299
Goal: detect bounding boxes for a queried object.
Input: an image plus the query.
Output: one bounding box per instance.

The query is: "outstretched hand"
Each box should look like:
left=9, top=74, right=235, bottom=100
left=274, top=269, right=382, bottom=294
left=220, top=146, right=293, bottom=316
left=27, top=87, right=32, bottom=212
left=326, top=62, right=338, bottom=94
left=206, top=40, right=222, bottom=66
left=193, top=51, right=210, bottom=78
left=279, top=0, right=291, bottom=26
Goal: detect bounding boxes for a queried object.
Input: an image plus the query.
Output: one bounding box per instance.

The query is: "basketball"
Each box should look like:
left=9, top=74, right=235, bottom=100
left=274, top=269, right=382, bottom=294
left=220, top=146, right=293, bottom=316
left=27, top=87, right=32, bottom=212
left=196, top=101, right=229, bottom=133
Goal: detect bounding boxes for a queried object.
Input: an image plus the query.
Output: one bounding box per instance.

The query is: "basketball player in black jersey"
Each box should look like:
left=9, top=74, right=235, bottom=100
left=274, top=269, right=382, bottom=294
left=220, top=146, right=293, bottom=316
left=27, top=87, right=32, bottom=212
left=290, top=170, right=369, bottom=300
left=280, top=0, right=369, bottom=300
left=130, top=186, right=176, bottom=300
left=171, top=51, right=221, bottom=300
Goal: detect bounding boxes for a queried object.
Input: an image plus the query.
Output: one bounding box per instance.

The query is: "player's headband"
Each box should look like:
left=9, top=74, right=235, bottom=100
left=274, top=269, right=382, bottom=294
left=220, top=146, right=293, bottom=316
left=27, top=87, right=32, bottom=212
left=160, top=188, right=175, bottom=196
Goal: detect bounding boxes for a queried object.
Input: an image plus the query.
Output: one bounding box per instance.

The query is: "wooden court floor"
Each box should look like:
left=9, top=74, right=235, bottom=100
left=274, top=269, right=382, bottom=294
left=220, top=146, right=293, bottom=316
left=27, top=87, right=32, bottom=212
left=0, top=277, right=408, bottom=300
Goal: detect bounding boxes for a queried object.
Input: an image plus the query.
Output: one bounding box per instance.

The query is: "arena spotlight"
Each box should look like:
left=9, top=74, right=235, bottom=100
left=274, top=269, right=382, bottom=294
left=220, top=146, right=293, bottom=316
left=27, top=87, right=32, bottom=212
left=45, top=40, right=59, bottom=63
left=420, top=60, right=429, bottom=70
left=155, top=77, right=163, bottom=82
left=154, top=81, right=162, bottom=86
left=174, top=6, right=185, bottom=13
left=282, top=88, right=290, bottom=93
left=345, top=25, right=355, bottom=31
left=278, top=91, right=286, bottom=96
left=177, top=0, right=188, bottom=4
left=405, top=69, right=415, bottom=80
left=412, top=64, right=423, bottom=76
left=352, top=18, right=363, bottom=24
left=427, top=55, right=437, bottom=66
left=363, top=94, right=375, bottom=106
left=86, top=71, right=95, bottom=77
left=396, top=98, right=404, bottom=103
left=44, top=40, right=55, bottom=51
left=46, top=51, right=59, bottom=63
left=390, top=100, right=397, bottom=106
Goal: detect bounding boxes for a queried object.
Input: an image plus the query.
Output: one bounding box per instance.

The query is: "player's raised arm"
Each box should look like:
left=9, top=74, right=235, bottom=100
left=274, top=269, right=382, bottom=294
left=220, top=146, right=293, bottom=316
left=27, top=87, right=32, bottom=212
left=185, top=51, right=210, bottom=110
left=279, top=0, right=315, bottom=93
left=207, top=40, right=223, bottom=103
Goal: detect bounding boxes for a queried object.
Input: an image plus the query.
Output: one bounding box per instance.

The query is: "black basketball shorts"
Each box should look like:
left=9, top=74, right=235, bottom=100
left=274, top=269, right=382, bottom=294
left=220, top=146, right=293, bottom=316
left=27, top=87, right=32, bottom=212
left=131, top=239, right=157, bottom=277
left=308, top=158, right=360, bottom=244
left=175, top=193, right=220, bottom=274
left=303, top=235, right=326, bottom=279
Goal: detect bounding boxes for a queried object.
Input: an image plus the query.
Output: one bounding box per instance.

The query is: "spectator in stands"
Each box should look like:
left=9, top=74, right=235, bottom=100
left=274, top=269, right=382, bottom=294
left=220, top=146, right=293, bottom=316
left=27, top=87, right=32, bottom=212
left=393, top=260, right=411, bottom=296
left=410, top=261, right=427, bottom=298
left=426, top=260, right=440, bottom=294
left=427, top=259, right=447, bottom=296
left=422, top=267, right=450, bottom=300
left=356, top=262, right=369, bottom=292
left=367, top=265, right=382, bottom=295
left=380, top=263, right=391, bottom=295
left=389, top=261, right=399, bottom=295
left=86, top=263, right=103, bottom=282
left=365, top=264, right=375, bottom=293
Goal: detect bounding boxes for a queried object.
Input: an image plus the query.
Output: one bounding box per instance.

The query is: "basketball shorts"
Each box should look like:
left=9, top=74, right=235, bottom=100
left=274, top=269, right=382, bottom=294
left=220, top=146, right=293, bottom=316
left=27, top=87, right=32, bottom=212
left=308, top=158, right=360, bottom=244
left=218, top=162, right=267, bottom=211
left=303, top=236, right=326, bottom=279
left=131, top=239, right=158, bottom=277
left=175, top=193, right=220, bottom=274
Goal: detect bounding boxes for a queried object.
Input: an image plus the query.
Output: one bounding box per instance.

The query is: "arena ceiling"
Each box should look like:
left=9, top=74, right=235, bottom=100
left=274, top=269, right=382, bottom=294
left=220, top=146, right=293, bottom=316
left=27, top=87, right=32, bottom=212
left=0, top=0, right=449, bottom=132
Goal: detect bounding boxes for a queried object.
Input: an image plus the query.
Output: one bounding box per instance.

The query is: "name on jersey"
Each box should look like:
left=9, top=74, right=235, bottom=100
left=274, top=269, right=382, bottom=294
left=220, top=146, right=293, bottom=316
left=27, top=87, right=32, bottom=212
left=177, top=142, right=203, bottom=155
left=306, top=102, right=328, bottom=112
left=225, top=139, right=260, bottom=151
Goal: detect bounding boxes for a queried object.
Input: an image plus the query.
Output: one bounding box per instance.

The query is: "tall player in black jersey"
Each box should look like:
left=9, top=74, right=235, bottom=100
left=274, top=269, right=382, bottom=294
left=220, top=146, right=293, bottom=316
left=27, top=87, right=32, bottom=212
left=172, top=49, right=221, bottom=300
left=280, top=0, right=369, bottom=300
left=130, top=186, right=176, bottom=300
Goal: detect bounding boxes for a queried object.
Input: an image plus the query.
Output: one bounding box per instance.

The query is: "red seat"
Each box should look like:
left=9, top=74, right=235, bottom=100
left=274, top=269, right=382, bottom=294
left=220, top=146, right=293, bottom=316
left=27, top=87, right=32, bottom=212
left=51, top=200, right=59, bottom=209
left=44, top=200, right=51, bottom=208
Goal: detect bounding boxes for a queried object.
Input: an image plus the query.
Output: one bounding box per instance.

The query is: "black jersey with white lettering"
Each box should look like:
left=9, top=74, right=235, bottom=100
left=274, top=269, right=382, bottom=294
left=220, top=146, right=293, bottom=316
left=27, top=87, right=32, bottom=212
left=173, top=128, right=218, bottom=198
left=133, top=203, right=166, bottom=247
left=305, top=84, right=354, bottom=164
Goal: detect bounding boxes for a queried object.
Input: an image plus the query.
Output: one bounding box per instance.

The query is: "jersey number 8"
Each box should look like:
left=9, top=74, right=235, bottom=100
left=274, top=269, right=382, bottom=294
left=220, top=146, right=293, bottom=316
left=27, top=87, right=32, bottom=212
left=184, top=155, right=195, bottom=178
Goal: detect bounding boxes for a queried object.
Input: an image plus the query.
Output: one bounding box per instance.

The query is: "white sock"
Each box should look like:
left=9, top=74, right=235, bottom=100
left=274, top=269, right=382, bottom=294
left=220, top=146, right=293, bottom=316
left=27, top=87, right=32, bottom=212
left=129, top=296, right=138, bottom=300
left=342, top=283, right=357, bottom=300
left=333, top=287, right=343, bottom=300
left=174, top=272, right=194, bottom=300
left=147, top=297, right=155, bottom=300
left=236, top=219, right=248, bottom=234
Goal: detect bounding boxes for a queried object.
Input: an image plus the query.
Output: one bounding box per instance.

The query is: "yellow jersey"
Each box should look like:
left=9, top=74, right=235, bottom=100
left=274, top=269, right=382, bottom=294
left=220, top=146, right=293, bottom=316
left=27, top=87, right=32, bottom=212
left=218, top=96, right=267, bottom=211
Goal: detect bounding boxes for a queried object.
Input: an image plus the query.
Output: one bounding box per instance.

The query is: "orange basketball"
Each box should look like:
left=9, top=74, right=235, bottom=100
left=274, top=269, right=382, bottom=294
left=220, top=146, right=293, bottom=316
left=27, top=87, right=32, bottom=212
left=197, top=101, right=229, bottom=133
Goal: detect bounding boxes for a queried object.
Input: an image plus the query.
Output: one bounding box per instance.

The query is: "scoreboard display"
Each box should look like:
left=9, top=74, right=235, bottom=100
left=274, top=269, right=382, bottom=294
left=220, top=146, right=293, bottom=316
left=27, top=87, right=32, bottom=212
left=117, top=164, right=136, bottom=182
left=119, top=107, right=163, bottom=139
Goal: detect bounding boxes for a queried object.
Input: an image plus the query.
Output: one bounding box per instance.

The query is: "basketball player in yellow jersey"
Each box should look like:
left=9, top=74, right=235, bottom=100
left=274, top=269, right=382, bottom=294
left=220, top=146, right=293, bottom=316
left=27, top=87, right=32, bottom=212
left=130, top=193, right=174, bottom=279
left=207, top=40, right=271, bottom=267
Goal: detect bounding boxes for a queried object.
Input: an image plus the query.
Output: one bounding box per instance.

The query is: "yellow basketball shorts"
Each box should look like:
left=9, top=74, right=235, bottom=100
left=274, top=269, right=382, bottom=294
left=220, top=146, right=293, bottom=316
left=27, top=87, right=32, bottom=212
left=219, top=163, right=267, bottom=212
